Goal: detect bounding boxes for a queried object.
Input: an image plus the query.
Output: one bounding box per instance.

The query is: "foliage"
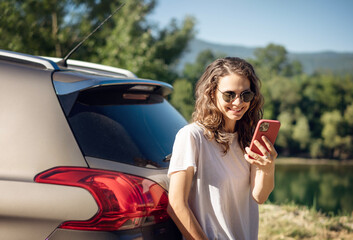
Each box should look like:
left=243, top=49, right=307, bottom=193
left=252, top=43, right=303, bottom=78
left=170, top=49, right=225, bottom=120
left=0, top=0, right=72, bottom=56
left=182, top=49, right=221, bottom=87
left=170, top=79, right=194, bottom=120
left=0, top=0, right=195, bottom=82
left=94, top=0, right=195, bottom=83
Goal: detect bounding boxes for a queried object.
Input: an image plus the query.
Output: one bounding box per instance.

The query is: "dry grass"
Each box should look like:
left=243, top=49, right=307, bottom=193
left=259, top=203, right=353, bottom=240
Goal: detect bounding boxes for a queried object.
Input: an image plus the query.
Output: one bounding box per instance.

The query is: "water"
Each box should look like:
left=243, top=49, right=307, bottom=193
left=268, top=162, right=353, bottom=215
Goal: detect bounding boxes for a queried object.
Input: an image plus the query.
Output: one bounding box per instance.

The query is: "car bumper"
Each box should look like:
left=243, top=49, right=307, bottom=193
left=47, top=219, right=182, bottom=240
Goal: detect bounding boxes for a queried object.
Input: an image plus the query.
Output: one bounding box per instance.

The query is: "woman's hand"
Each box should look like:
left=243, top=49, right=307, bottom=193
left=244, top=136, right=278, bottom=204
left=244, top=136, right=278, bottom=174
left=168, top=167, right=209, bottom=240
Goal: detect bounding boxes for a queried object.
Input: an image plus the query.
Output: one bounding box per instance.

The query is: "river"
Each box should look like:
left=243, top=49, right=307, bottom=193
left=269, top=160, right=353, bottom=215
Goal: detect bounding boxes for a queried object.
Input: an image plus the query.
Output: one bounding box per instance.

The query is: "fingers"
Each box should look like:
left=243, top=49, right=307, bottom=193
left=245, top=136, right=279, bottom=167
left=254, top=139, right=269, bottom=157
left=244, top=147, right=271, bottom=166
left=261, top=136, right=278, bottom=158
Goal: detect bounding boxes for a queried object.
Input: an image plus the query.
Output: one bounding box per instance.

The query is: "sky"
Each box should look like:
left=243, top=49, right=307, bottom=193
left=148, top=0, right=353, bottom=53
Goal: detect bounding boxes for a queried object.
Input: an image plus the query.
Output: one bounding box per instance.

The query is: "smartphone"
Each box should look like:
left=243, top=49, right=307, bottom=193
left=249, top=119, right=281, bottom=156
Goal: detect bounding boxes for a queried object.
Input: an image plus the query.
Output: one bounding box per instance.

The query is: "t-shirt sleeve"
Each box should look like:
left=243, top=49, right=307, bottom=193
left=168, top=125, right=199, bottom=177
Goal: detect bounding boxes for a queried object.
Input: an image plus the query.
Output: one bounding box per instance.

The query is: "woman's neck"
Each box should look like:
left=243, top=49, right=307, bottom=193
left=224, top=121, right=236, bottom=133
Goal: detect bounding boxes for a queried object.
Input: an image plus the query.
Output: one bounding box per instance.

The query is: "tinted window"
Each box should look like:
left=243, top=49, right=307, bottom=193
left=63, top=86, right=187, bottom=168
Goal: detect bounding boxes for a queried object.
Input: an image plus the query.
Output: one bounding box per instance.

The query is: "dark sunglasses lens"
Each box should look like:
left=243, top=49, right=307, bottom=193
left=241, top=91, right=254, bottom=102
left=222, top=92, right=235, bottom=103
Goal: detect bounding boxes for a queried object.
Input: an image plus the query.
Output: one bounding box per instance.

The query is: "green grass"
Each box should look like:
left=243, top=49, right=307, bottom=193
left=259, top=203, right=353, bottom=240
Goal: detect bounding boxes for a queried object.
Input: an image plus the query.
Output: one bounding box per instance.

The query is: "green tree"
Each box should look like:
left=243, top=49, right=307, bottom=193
left=0, top=0, right=73, bottom=57
left=263, top=75, right=301, bottom=119
left=292, top=114, right=311, bottom=150
left=276, top=111, right=294, bottom=155
left=310, top=139, right=325, bottom=158
left=344, top=103, right=353, bottom=126
left=94, top=0, right=195, bottom=82
left=182, top=49, right=221, bottom=87
left=171, top=49, right=222, bottom=120
left=170, top=79, right=194, bottom=121
left=321, top=111, right=351, bottom=159
left=252, top=43, right=303, bottom=78
left=0, top=0, right=196, bottom=83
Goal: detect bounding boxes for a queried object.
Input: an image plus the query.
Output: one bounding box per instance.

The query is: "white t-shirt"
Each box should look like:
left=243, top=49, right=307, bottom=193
left=168, top=123, right=259, bottom=240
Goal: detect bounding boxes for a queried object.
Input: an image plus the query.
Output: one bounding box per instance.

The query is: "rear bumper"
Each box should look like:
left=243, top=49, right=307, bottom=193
left=47, top=219, right=182, bottom=240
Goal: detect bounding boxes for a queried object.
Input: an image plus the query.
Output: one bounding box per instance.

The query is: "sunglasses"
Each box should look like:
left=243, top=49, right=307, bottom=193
left=217, top=89, right=255, bottom=103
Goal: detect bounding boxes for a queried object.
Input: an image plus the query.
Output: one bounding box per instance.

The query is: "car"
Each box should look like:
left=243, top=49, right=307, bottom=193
left=0, top=49, right=186, bottom=240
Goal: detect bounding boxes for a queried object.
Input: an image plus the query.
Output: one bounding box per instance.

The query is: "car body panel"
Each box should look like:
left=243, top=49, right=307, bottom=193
left=0, top=181, right=98, bottom=240
left=0, top=61, right=87, bottom=182
left=48, top=220, right=182, bottom=240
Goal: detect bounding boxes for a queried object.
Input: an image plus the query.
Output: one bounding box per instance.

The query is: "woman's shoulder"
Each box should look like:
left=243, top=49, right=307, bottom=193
left=177, top=122, right=205, bottom=138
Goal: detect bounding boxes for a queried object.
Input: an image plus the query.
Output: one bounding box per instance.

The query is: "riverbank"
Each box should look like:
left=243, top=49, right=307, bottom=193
left=259, top=203, right=353, bottom=239
left=276, top=157, right=353, bottom=165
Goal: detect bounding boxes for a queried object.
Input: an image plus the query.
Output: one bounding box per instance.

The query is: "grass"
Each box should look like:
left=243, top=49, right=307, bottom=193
left=259, top=203, right=353, bottom=240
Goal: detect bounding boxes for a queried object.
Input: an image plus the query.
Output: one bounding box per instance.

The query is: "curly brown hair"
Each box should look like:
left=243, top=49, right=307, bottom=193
left=192, top=57, right=264, bottom=153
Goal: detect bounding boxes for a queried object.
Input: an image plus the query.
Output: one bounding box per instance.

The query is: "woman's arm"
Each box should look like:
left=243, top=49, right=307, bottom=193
left=244, top=136, right=277, bottom=204
left=167, top=167, right=209, bottom=240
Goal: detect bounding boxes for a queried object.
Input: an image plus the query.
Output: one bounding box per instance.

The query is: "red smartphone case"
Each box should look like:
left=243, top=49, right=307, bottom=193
left=249, top=119, right=281, bottom=156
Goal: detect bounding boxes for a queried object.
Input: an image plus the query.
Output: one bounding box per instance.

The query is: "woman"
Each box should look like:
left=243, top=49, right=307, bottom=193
left=167, top=57, right=277, bottom=240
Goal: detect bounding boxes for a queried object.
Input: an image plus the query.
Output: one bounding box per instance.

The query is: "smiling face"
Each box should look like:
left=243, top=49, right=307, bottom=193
left=215, top=73, right=251, bottom=132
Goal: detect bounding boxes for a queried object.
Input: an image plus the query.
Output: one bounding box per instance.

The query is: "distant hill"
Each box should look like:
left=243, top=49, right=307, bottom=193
left=178, top=39, right=353, bottom=75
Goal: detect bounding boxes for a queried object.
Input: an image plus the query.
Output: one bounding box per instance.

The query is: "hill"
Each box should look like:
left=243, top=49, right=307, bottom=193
left=178, top=39, right=353, bottom=75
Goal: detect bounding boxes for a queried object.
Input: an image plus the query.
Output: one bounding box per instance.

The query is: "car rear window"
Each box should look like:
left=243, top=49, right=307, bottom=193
left=60, top=85, right=187, bottom=169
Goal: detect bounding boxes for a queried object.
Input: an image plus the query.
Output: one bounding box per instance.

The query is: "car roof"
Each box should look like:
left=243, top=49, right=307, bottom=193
left=42, top=56, right=137, bottom=78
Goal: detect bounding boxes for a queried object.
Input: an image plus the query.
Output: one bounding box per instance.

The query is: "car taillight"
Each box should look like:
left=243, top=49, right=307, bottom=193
left=34, top=167, right=170, bottom=231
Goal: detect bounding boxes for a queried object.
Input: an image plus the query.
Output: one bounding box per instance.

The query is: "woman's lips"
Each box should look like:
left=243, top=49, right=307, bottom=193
left=228, top=107, right=244, bottom=114
left=228, top=106, right=244, bottom=113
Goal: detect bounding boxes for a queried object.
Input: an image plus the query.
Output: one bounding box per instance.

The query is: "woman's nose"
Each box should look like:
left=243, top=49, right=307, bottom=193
left=231, top=96, right=242, bottom=105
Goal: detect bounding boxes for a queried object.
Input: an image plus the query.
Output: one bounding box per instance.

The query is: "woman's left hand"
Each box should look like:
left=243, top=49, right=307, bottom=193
left=244, top=136, right=278, bottom=174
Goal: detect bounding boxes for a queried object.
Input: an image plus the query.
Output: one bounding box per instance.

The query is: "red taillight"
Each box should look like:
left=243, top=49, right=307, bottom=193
left=34, top=167, right=169, bottom=231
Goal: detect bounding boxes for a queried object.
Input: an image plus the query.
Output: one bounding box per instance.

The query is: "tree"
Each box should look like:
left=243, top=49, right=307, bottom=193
left=171, top=49, right=222, bottom=120
left=292, top=115, right=311, bottom=150
left=93, top=0, right=196, bottom=82
left=182, top=49, right=220, bottom=87
left=276, top=111, right=294, bottom=155
left=0, top=0, right=196, bottom=83
left=321, top=111, right=351, bottom=159
left=0, top=0, right=72, bottom=57
left=263, top=75, right=301, bottom=118
left=252, top=43, right=303, bottom=78
left=344, top=103, right=353, bottom=126
left=170, top=79, right=194, bottom=120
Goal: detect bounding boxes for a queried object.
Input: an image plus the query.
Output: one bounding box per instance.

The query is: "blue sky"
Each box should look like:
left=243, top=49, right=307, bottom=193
left=149, top=0, right=353, bottom=53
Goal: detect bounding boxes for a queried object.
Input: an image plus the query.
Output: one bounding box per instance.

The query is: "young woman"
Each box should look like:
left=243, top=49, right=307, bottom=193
left=167, top=57, right=277, bottom=240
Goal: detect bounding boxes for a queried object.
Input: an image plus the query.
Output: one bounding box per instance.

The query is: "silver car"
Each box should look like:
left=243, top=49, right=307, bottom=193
left=0, top=49, right=185, bottom=240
